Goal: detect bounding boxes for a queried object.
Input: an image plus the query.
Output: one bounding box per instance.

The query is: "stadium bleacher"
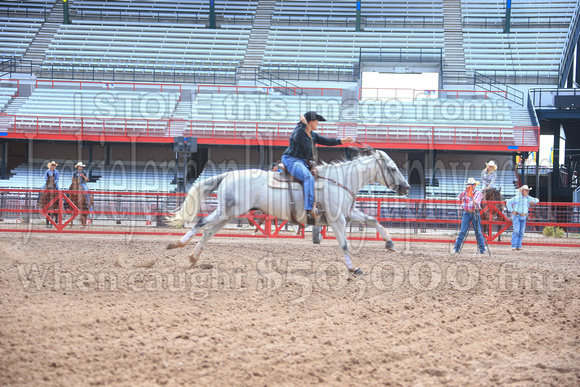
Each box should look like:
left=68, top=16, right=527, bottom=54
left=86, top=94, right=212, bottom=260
left=462, top=0, right=577, bottom=78
left=0, top=17, right=45, bottom=60
left=71, top=0, right=258, bottom=25
left=40, top=22, right=251, bottom=77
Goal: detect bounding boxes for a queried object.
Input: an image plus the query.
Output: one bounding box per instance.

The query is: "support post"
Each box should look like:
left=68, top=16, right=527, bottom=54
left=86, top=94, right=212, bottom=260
left=535, top=148, right=540, bottom=194
left=0, top=141, right=6, bottom=180
left=551, top=121, right=561, bottom=191
left=503, top=0, right=511, bottom=33
left=63, top=0, right=70, bottom=24
left=355, top=0, right=361, bottom=32
left=88, top=143, right=93, bottom=181
left=209, top=0, right=216, bottom=29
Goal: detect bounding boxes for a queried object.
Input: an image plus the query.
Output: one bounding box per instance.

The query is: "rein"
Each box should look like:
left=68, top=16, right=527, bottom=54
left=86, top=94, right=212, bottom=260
left=316, top=175, right=357, bottom=199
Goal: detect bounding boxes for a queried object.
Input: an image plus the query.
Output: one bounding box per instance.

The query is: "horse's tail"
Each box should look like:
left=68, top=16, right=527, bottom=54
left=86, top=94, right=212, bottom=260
left=166, top=172, right=229, bottom=227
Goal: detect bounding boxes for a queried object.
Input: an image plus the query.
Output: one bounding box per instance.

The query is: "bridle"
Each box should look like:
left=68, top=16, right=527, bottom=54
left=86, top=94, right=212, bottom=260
left=352, top=141, right=398, bottom=194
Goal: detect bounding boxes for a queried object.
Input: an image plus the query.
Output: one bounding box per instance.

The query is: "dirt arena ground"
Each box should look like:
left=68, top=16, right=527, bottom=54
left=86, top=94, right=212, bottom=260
left=0, top=232, right=579, bottom=386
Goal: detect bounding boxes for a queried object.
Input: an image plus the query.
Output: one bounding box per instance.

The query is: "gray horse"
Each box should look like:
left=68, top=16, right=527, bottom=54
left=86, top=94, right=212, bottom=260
left=166, top=149, right=409, bottom=274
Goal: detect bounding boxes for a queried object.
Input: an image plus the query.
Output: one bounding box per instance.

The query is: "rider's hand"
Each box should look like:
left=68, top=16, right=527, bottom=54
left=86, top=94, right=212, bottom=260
left=300, top=115, right=307, bottom=124
left=341, top=137, right=354, bottom=145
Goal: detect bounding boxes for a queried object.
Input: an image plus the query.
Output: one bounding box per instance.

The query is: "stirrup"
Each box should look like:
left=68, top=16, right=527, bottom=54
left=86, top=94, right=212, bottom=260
left=306, top=210, right=316, bottom=225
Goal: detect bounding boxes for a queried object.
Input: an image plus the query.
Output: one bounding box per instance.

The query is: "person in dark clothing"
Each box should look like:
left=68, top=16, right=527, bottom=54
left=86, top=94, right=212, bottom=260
left=281, top=111, right=353, bottom=223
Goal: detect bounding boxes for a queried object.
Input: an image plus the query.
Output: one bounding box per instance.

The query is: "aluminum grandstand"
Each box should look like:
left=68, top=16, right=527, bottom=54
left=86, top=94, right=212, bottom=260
left=0, top=0, right=579, bottom=210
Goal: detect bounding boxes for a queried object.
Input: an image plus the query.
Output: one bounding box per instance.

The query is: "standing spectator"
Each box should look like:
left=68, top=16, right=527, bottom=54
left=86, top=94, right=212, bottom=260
left=452, top=178, right=487, bottom=254
left=506, top=185, right=539, bottom=251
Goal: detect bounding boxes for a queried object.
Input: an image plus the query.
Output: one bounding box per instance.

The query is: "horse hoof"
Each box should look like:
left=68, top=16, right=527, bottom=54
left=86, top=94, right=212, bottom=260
left=166, top=242, right=181, bottom=250
left=352, top=268, right=365, bottom=276
left=385, top=240, right=396, bottom=252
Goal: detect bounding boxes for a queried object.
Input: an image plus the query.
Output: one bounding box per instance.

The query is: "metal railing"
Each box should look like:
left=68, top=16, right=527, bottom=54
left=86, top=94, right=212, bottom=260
left=359, top=47, right=443, bottom=67
left=37, top=64, right=237, bottom=85
left=0, top=58, right=33, bottom=78
left=236, top=67, right=304, bottom=96
left=462, top=15, right=572, bottom=29
left=259, top=65, right=358, bottom=83
left=0, top=114, right=540, bottom=150
left=474, top=70, right=559, bottom=85
left=71, top=8, right=254, bottom=26
left=1, top=189, right=578, bottom=247
left=529, top=88, right=580, bottom=109
left=271, top=15, right=443, bottom=29
left=474, top=71, right=524, bottom=106
left=0, top=4, right=49, bottom=20
left=558, top=1, right=580, bottom=87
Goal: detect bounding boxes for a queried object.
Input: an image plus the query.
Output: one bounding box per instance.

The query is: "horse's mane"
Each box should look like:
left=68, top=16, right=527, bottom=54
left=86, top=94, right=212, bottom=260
left=316, top=147, right=378, bottom=171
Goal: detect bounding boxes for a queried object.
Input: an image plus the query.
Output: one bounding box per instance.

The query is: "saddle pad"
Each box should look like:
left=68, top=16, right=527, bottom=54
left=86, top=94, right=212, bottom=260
left=268, top=171, right=325, bottom=190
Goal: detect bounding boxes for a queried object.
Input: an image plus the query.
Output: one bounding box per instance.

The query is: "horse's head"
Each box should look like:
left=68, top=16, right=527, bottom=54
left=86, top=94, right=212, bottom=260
left=484, top=187, right=503, bottom=202
left=70, top=177, right=80, bottom=190
left=374, top=150, right=410, bottom=196
left=46, top=175, right=56, bottom=189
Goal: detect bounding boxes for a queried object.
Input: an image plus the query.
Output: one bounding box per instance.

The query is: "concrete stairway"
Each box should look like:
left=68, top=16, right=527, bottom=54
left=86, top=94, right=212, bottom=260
left=442, top=0, right=468, bottom=85
left=3, top=97, right=27, bottom=115
left=509, top=107, right=533, bottom=127
left=239, top=0, right=276, bottom=79
left=21, top=0, right=62, bottom=74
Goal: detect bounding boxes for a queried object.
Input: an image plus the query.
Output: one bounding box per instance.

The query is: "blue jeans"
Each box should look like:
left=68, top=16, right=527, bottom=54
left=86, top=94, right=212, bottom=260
left=281, top=155, right=314, bottom=211
left=511, top=215, right=527, bottom=248
left=454, top=211, right=487, bottom=253
left=79, top=182, right=91, bottom=206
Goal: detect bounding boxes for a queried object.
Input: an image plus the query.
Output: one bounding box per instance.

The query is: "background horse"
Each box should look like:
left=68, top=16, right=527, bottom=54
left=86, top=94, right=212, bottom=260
left=166, top=149, right=410, bottom=274
left=481, top=187, right=505, bottom=241
left=68, top=177, right=92, bottom=227
left=39, top=175, right=59, bottom=227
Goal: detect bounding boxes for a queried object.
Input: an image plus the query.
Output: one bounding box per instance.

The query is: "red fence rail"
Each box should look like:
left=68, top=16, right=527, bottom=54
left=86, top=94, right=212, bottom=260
left=0, top=189, right=578, bottom=247
left=0, top=114, right=540, bottom=151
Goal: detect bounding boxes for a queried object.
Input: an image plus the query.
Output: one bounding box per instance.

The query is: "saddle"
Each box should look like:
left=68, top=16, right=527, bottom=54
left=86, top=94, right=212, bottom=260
left=269, top=163, right=324, bottom=226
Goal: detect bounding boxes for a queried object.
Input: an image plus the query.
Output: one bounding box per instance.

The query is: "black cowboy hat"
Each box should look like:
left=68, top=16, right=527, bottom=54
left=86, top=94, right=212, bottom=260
left=303, top=111, right=326, bottom=122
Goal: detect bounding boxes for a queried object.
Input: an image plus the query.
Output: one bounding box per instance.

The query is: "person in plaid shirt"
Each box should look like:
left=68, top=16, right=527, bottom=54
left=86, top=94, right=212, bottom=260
left=452, top=177, right=487, bottom=254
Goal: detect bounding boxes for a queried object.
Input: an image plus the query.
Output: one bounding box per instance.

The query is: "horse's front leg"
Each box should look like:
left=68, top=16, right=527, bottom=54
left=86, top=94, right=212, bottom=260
left=328, top=215, right=364, bottom=275
left=347, top=209, right=396, bottom=251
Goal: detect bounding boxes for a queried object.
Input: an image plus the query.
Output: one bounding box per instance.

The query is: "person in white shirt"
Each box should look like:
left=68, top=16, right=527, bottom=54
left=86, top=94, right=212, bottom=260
left=506, top=185, right=539, bottom=251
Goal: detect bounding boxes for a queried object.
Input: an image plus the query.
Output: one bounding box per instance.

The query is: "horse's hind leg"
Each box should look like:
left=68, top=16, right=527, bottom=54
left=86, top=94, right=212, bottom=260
left=347, top=209, right=396, bottom=251
left=188, top=219, right=230, bottom=267
left=329, top=215, right=362, bottom=274
left=167, top=210, right=230, bottom=251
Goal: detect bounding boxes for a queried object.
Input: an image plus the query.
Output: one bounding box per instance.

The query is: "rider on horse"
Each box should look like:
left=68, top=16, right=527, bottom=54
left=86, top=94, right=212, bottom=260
left=281, top=111, right=353, bottom=224
left=43, top=161, right=60, bottom=190
left=37, top=161, right=60, bottom=205
left=481, top=160, right=497, bottom=192
left=73, top=162, right=91, bottom=206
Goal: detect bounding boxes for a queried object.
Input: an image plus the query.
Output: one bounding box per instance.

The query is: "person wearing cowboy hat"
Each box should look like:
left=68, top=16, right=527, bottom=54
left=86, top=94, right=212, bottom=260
left=73, top=162, right=91, bottom=204
left=281, top=111, right=353, bottom=225
left=43, top=161, right=60, bottom=190
left=481, top=160, right=498, bottom=191
left=37, top=161, right=61, bottom=205
left=451, top=177, right=487, bottom=254
left=506, top=185, right=539, bottom=251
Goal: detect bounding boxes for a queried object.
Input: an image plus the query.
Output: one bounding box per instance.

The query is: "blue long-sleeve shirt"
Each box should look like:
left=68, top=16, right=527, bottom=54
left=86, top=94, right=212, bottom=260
left=506, top=194, right=539, bottom=214
left=283, top=123, right=342, bottom=161
left=44, top=169, right=59, bottom=183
